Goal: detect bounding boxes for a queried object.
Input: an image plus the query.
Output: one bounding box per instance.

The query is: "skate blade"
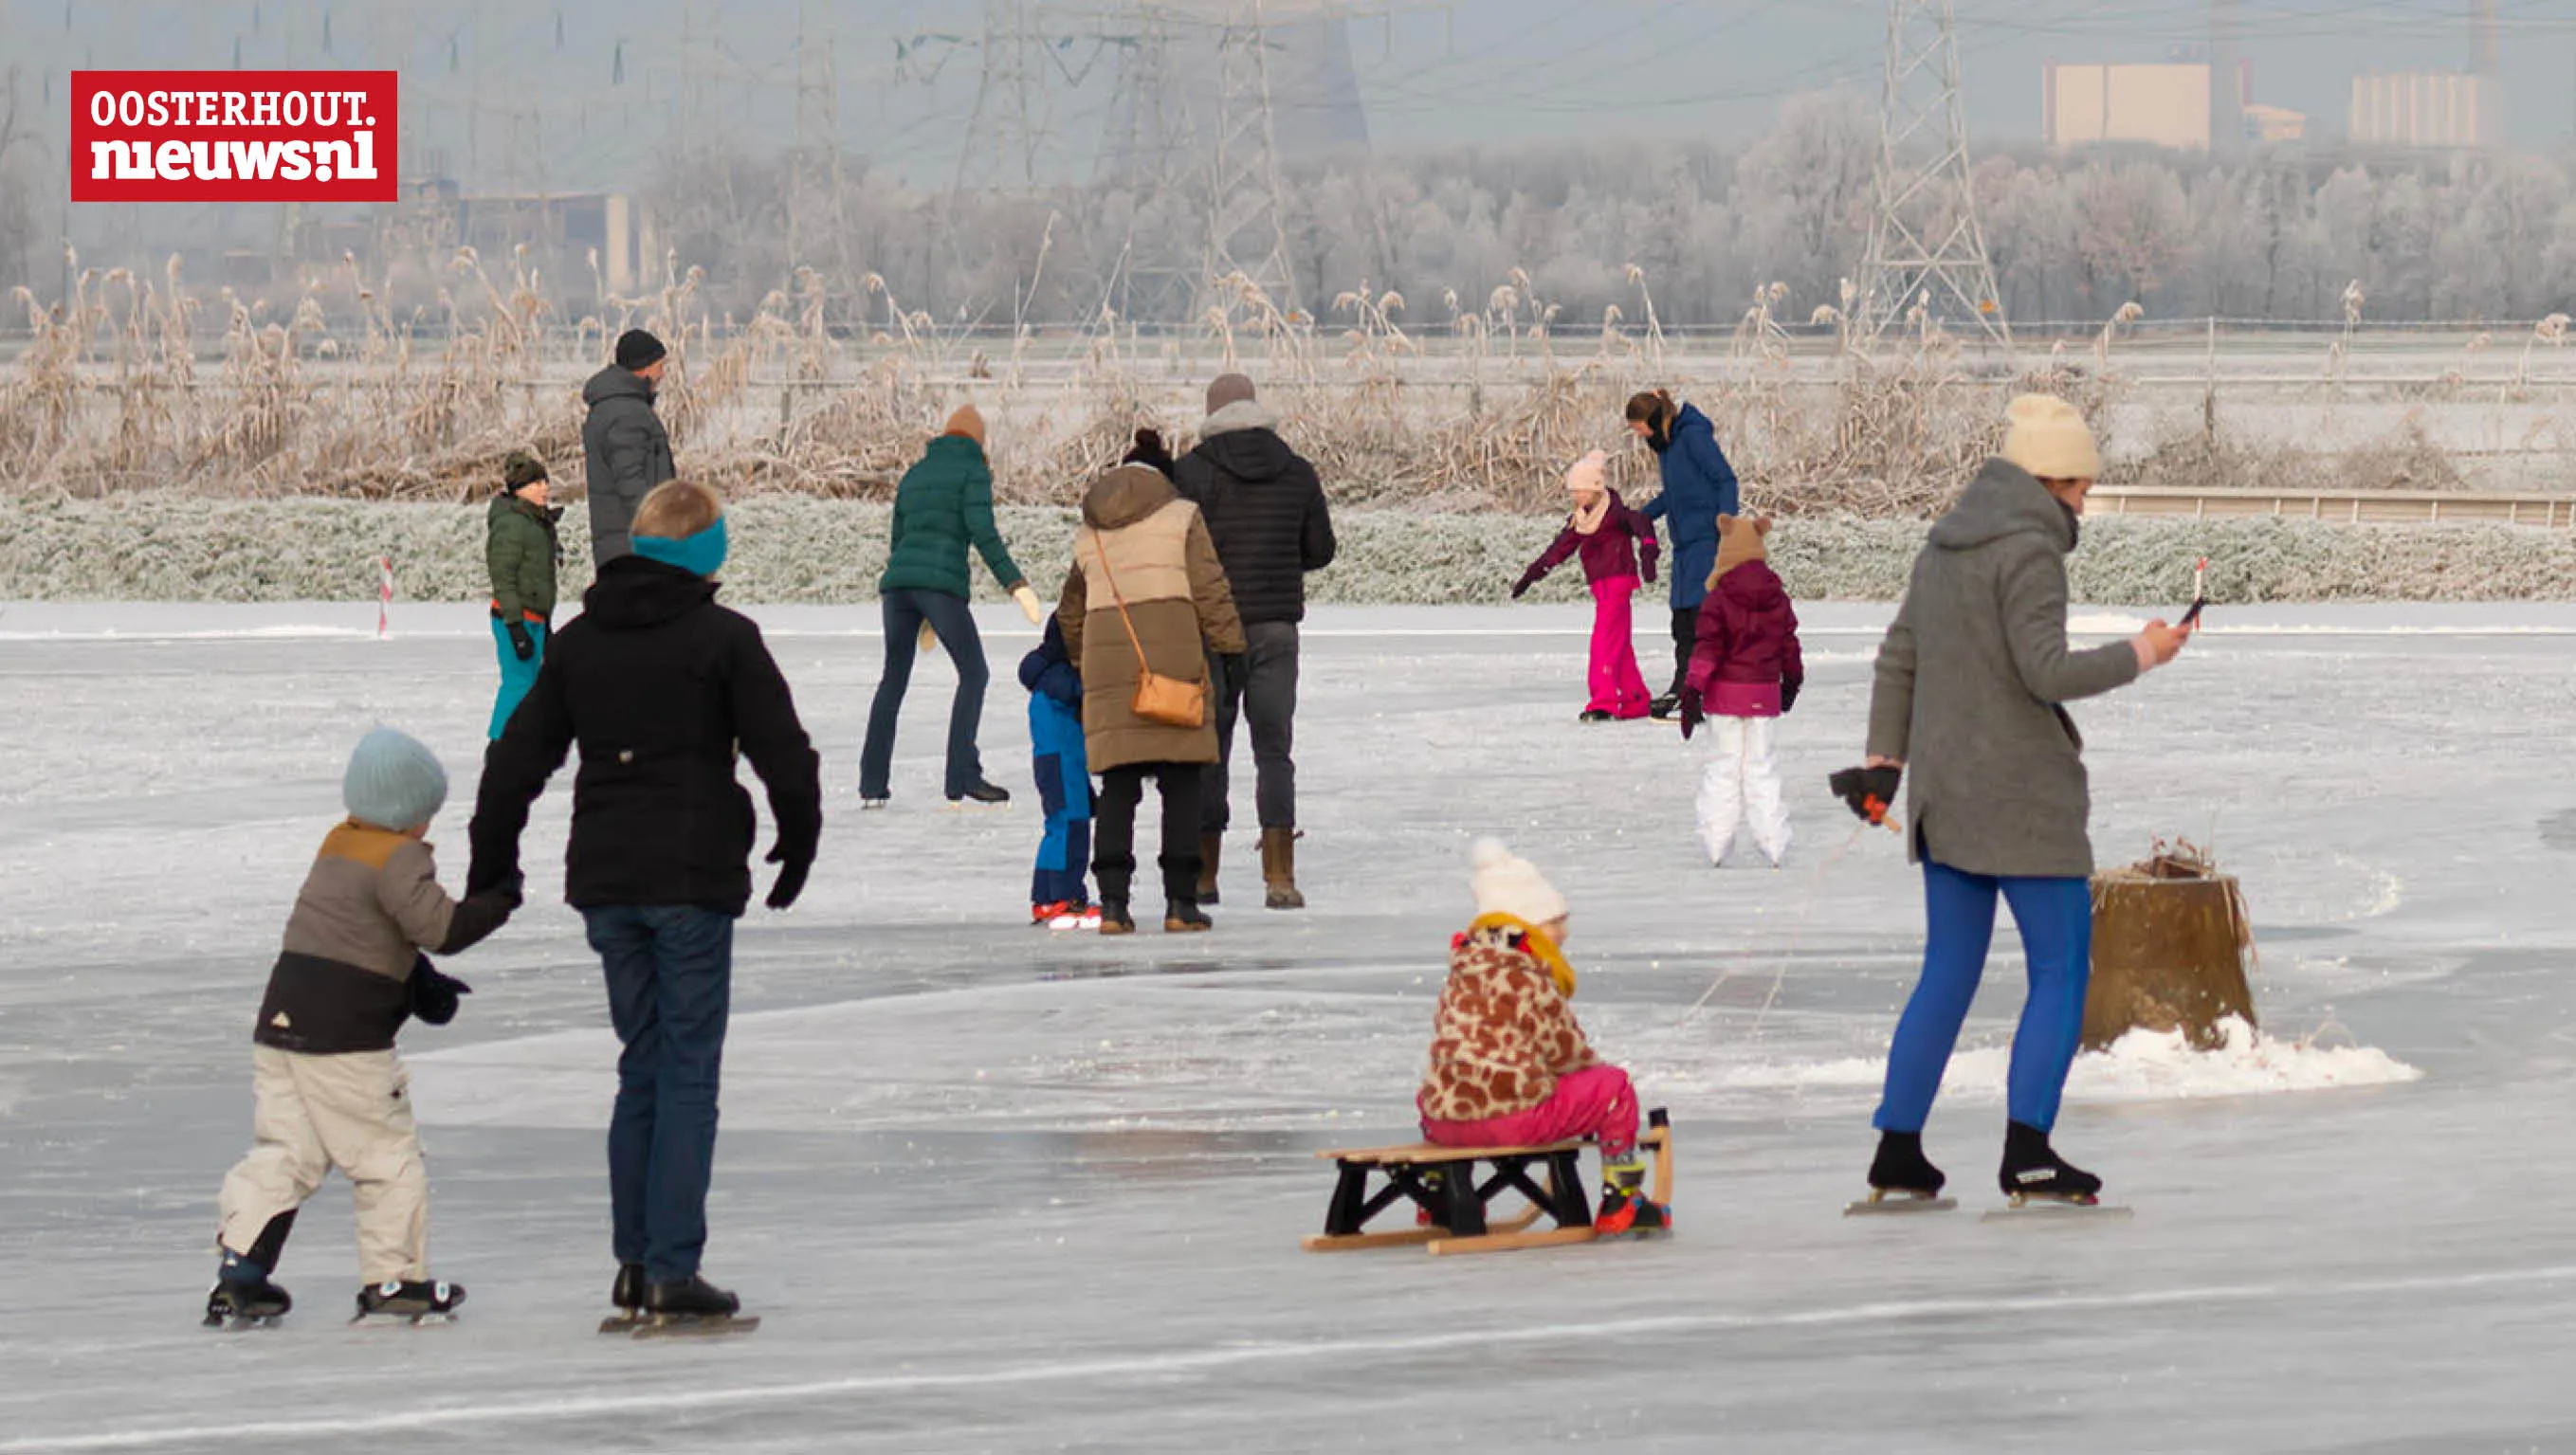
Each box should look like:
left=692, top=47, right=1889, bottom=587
left=205, top=1314, right=283, bottom=1331
left=1843, top=1191, right=1959, bottom=1217
left=943, top=801, right=1010, bottom=814
left=1981, top=1197, right=2132, bottom=1224
left=625, top=1313, right=760, bottom=1339
left=350, top=1310, right=458, bottom=1327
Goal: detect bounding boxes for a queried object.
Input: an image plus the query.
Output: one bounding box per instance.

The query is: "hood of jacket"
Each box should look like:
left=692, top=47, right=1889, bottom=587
left=1651, top=401, right=1714, bottom=454
left=1928, top=457, right=2076, bottom=555
left=1193, top=401, right=1296, bottom=482
left=581, top=555, right=719, bottom=629
left=1713, top=557, right=1789, bottom=609
left=581, top=364, right=656, bottom=409
left=488, top=493, right=563, bottom=529
left=1082, top=463, right=1181, bottom=531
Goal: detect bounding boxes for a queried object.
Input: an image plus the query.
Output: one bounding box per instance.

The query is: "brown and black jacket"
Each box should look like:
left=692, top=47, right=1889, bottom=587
left=253, top=822, right=513, bottom=1055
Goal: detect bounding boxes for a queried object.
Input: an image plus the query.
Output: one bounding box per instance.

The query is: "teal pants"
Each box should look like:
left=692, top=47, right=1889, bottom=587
left=489, top=618, right=548, bottom=740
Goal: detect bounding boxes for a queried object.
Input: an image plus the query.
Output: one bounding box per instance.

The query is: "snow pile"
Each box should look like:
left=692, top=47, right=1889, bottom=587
left=1691, top=1015, right=2421, bottom=1108
left=9, top=494, right=2576, bottom=604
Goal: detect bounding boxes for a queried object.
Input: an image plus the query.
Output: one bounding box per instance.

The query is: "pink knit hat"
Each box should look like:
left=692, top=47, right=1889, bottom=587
left=1563, top=450, right=1608, bottom=498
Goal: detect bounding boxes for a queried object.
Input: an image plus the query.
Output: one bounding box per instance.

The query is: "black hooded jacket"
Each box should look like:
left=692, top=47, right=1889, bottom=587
left=468, top=556, right=822, bottom=914
left=1172, top=402, right=1335, bottom=627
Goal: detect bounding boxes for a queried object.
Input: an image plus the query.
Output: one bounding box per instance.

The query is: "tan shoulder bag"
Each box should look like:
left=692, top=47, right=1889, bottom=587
left=1087, top=527, right=1208, bottom=730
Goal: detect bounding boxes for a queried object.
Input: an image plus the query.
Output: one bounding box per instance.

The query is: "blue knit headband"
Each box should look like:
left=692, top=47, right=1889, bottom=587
left=632, top=518, right=728, bottom=579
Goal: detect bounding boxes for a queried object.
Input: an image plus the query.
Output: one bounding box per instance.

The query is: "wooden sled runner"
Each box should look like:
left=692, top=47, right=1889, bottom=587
left=1304, top=1109, right=1673, bottom=1256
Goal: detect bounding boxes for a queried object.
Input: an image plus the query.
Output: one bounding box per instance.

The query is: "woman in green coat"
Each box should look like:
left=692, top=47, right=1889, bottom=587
left=859, top=407, right=1047, bottom=806
left=485, top=450, right=562, bottom=739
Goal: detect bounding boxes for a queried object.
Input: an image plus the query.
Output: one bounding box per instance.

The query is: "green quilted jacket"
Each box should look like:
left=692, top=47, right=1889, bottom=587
left=879, top=435, right=1025, bottom=599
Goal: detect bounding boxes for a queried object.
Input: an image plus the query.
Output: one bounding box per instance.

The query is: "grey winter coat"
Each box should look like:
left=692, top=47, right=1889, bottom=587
left=1866, top=459, right=2141, bottom=879
left=580, top=365, right=677, bottom=567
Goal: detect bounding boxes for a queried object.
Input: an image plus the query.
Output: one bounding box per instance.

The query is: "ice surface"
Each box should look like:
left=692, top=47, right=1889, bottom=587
left=4, top=601, right=2574, bottom=1452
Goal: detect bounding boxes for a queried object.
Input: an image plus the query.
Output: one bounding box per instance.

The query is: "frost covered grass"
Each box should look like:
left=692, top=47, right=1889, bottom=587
left=5, top=494, right=2575, bottom=605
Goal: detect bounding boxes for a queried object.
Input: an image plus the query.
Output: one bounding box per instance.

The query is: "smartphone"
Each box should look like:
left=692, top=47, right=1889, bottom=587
left=2180, top=598, right=2206, bottom=628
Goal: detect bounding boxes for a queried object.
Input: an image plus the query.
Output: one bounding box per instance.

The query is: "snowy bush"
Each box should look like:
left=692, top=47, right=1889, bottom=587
left=2, top=495, right=2572, bottom=604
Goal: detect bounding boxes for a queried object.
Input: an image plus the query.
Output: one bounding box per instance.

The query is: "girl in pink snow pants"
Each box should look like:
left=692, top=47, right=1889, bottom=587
left=1511, top=451, right=1660, bottom=722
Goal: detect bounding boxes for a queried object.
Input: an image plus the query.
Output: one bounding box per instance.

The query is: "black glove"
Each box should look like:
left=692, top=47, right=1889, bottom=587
left=1219, top=652, right=1248, bottom=694
left=408, top=955, right=473, bottom=1027
left=1780, top=679, right=1801, bottom=715
left=1830, top=765, right=1904, bottom=826
left=765, top=844, right=813, bottom=911
left=505, top=621, right=536, bottom=662
left=1509, top=573, right=1534, bottom=600
left=1679, top=693, right=1705, bottom=740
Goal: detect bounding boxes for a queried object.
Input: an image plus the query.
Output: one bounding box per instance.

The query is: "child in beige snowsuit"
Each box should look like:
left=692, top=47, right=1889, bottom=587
left=206, top=728, right=519, bottom=1325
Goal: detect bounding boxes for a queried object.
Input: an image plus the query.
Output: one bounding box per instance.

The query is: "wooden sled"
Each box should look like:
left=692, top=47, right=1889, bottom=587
left=1303, top=1109, right=1672, bottom=1256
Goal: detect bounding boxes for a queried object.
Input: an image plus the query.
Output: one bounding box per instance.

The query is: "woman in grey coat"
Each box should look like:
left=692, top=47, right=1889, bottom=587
left=1858, top=395, right=2190, bottom=1208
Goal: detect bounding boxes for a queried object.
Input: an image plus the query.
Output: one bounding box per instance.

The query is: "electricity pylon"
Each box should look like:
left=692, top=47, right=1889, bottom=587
left=1853, top=0, right=2008, bottom=345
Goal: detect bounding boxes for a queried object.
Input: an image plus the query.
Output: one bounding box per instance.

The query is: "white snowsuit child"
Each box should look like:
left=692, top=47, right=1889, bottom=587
left=1679, top=516, right=1803, bottom=867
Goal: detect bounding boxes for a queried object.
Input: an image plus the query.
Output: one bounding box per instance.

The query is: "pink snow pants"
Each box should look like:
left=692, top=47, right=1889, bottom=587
left=1586, top=578, right=1651, bottom=719
left=1421, top=1064, right=1640, bottom=1160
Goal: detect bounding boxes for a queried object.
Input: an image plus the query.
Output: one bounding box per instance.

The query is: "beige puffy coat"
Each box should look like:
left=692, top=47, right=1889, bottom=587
left=1057, top=464, right=1247, bottom=773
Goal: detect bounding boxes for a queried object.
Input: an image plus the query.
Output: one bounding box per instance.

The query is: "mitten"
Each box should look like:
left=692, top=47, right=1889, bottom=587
left=407, top=956, right=474, bottom=1027
left=1679, top=693, right=1705, bottom=740
left=918, top=620, right=940, bottom=654
left=1780, top=679, right=1801, bottom=715
left=1509, top=573, right=1535, bottom=600
left=765, top=843, right=813, bottom=911
left=1012, top=585, right=1045, bottom=626
left=1830, top=765, right=1904, bottom=827
left=505, top=621, right=536, bottom=662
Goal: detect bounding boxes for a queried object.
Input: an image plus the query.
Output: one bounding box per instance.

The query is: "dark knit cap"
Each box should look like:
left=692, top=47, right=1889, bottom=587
left=614, top=329, right=667, bottom=371
left=1123, top=427, right=1177, bottom=477
left=502, top=450, right=549, bottom=491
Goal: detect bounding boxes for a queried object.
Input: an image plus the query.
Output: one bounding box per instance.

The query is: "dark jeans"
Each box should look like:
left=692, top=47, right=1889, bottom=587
left=860, top=589, right=989, bottom=798
left=1667, top=608, right=1696, bottom=699
left=585, top=904, right=737, bottom=1284
left=1203, top=620, right=1301, bottom=832
left=1096, top=763, right=1205, bottom=905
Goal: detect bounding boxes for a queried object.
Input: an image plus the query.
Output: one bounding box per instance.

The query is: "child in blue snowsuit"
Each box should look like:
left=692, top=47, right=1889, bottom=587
left=1020, top=617, right=1094, bottom=927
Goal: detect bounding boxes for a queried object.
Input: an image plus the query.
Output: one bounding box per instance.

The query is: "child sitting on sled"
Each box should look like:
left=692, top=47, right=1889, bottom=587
left=1416, top=838, right=1669, bottom=1236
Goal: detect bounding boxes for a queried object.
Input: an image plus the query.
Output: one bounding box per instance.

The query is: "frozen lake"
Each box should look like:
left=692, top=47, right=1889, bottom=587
left=3, top=600, right=2572, bottom=1453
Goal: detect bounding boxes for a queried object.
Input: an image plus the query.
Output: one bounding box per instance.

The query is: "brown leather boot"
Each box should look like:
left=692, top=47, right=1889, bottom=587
left=1196, top=833, right=1222, bottom=905
left=1260, top=828, right=1306, bottom=910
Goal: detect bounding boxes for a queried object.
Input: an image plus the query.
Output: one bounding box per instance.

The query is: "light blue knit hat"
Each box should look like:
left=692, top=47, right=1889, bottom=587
left=343, top=727, right=449, bottom=830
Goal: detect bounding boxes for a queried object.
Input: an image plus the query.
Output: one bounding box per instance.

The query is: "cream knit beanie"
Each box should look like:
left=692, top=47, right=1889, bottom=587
left=1563, top=449, right=1608, bottom=499
left=2000, top=393, right=2101, bottom=481
left=1469, top=837, right=1569, bottom=927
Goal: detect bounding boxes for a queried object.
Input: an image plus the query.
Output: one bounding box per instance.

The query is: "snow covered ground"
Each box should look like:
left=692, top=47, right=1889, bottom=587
left=4, top=601, right=2573, bottom=1453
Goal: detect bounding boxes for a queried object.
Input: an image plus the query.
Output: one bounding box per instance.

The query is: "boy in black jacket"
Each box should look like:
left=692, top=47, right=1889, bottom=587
left=469, top=481, right=820, bottom=1329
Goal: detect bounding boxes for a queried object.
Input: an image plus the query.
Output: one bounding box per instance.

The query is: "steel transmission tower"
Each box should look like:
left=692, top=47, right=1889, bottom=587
left=791, top=1, right=847, bottom=276
left=1098, top=3, right=1202, bottom=320
left=1853, top=0, right=2008, bottom=345
left=1204, top=0, right=1297, bottom=313
left=955, top=0, right=1056, bottom=194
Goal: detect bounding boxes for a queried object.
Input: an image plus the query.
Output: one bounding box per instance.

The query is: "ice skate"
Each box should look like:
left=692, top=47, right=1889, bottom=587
left=628, top=1274, right=759, bottom=1337
left=947, top=781, right=1011, bottom=809
left=1578, top=708, right=1616, bottom=723
left=1845, top=1131, right=1957, bottom=1215
left=1047, top=903, right=1103, bottom=932
left=1032, top=900, right=1071, bottom=927
left=1995, top=1121, right=2105, bottom=1208
left=1649, top=693, right=1681, bottom=720
left=1592, top=1162, right=1672, bottom=1240
left=351, top=1279, right=465, bottom=1324
left=203, top=1264, right=292, bottom=1329
left=860, top=793, right=890, bottom=810
left=597, top=1264, right=648, bottom=1334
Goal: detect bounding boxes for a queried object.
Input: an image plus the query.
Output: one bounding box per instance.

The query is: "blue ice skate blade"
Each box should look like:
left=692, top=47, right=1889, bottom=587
left=1844, top=1192, right=1958, bottom=1217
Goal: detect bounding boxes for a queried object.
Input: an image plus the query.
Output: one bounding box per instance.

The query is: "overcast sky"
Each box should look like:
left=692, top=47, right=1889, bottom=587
left=13, top=0, right=2576, bottom=192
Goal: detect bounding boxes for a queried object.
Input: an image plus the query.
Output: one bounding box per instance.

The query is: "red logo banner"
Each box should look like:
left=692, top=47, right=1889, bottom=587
left=70, top=71, right=398, bottom=203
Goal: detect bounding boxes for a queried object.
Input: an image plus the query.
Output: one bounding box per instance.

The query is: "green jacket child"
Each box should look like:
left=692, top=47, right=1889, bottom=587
left=485, top=450, right=563, bottom=739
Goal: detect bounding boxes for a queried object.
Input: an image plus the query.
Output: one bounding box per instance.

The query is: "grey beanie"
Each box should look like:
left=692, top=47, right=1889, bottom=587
left=342, top=727, right=450, bottom=831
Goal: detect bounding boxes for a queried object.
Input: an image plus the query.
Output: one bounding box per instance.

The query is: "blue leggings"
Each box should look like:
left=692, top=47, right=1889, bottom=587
left=489, top=618, right=547, bottom=740
left=1873, top=861, right=2092, bottom=1135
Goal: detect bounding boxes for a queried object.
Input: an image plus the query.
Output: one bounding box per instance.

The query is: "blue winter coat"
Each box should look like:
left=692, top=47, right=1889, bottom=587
left=1639, top=403, right=1740, bottom=611
left=1021, top=619, right=1090, bottom=821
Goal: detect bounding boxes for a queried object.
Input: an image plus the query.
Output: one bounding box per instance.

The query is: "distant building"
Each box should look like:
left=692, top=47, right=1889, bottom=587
left=2044, top=63, right=2214, bottom=152
left=2240, top=103, right=2307, bottom=144
left=2349, top=72, right=2498, bottom=149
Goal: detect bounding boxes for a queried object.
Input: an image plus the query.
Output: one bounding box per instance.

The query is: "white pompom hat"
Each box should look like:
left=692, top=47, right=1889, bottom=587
left=1469, top=837, right=1568, bottom=926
